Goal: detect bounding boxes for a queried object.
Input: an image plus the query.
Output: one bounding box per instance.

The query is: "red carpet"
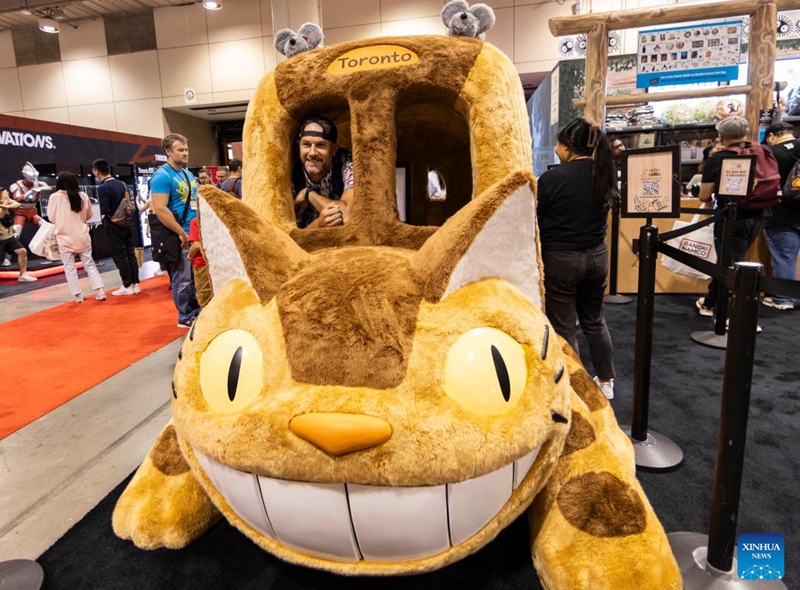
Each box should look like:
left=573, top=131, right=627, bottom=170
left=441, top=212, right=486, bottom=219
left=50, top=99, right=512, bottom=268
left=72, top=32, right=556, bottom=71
left=0, top=277, right=184, bottom=439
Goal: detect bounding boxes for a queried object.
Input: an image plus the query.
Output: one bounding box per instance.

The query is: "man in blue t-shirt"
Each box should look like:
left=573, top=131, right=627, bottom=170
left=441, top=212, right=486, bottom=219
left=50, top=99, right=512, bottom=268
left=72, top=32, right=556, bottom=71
left=150, top=132, right=200, bottom=328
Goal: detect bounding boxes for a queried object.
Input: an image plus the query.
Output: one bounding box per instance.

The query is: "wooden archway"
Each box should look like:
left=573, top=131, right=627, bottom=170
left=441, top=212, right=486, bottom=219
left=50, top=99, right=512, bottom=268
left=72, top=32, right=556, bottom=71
left=549, top=0, right=800, bottom=139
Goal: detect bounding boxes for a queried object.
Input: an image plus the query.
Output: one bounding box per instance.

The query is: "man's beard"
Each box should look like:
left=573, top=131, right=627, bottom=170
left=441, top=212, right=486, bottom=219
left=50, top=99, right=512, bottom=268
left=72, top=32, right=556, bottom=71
left=304, top=158, right=328, bottom=176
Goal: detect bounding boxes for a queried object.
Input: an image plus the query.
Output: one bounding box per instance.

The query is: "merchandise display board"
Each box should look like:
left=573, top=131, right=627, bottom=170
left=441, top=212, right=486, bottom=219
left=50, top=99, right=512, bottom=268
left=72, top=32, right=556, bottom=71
left=637, top=21, right=742, bottom=88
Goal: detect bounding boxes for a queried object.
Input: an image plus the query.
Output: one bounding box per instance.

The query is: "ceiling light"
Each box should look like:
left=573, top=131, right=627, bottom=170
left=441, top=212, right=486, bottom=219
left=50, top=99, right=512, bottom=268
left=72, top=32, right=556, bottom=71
left=202, top=0, right=222, bottom=9
left=38, top=17, right=60, bottom=33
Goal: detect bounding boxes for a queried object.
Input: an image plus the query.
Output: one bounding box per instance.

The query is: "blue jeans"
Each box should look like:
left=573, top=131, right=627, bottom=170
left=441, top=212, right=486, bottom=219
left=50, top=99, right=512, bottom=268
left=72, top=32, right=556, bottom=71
left=168, top=245, right=200, bottom=325
left=542, top=243, right=615, bottom=379
left=763, top=222, right=800, bottom=306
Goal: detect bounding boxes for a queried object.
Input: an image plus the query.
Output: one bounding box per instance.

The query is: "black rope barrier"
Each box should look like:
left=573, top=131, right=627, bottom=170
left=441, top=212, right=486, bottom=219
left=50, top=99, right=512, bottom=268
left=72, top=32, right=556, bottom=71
left=659, top=209, right=725, bottom=242
left=759, top=275, right=800, bottom=301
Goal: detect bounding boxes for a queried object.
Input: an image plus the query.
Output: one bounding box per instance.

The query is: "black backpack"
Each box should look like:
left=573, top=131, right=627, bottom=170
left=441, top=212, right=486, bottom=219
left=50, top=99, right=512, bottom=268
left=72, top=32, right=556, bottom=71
left=780, top=147, right=800, bottom=208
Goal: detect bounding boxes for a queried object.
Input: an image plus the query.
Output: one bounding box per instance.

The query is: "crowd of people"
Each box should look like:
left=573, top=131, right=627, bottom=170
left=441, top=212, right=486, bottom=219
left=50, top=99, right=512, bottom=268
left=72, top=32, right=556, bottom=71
left=2, top=113, right=798, bottom=357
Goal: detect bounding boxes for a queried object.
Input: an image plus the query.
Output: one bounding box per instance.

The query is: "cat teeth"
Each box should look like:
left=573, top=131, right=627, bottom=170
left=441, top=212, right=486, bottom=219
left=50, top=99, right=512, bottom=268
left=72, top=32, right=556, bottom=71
left=193, top=446, right=540, bottom=563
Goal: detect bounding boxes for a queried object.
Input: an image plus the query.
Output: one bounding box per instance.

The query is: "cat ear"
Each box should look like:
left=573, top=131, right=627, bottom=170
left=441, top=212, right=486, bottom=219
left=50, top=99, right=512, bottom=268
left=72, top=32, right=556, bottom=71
left=198, top=186, right=310, bottom=301
left=411, top=172, right=542, bottom=307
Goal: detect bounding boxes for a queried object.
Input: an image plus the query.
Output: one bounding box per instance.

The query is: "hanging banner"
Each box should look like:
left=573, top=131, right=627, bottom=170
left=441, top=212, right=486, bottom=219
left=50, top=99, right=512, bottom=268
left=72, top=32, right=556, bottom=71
left=636, top=21, right=742, bottom=88
left=0, top=114, right=162, bottom=187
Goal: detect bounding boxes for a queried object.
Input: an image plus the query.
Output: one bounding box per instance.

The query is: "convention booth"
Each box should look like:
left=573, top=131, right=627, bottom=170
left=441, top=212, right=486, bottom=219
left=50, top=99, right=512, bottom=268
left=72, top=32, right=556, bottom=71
left=530, top=0, right=800, bottom=293
left=0, top=115, right=162, bottom=279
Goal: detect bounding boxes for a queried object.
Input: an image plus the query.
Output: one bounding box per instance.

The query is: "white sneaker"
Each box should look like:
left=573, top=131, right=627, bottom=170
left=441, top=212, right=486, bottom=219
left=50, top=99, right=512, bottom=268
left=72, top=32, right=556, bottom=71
left=593, top=376, right=614, bottom=400
left=762, top=297, right=793, bottom=311
left=725, top=318, right=762, bottom=334
left=132, top=283, right=141, bottom=294
left=1, top=258, right=10, bottom=267
left=154, top=269, right=168, bottom=277
left=18, top=273, right=38, bottom=282
left=112, top=285, right=135, bottom=296
left=695, top=297, right=714, bottom=317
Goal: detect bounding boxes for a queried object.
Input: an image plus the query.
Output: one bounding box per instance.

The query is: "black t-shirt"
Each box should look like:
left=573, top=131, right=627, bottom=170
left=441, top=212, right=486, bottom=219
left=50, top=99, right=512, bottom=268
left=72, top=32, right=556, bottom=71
left=769, top=138, right=800, bottom=223
left=537, top=159, right=607, bottom=251
left=770, top=138, right=800, bottom=184
left=97, top=177, right=127, bottom=218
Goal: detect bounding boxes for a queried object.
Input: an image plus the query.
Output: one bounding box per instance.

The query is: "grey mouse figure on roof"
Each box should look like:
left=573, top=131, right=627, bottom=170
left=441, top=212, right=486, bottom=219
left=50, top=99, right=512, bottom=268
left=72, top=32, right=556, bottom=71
left=441, top=0, right=495, bottom=40
left=275, top=22, right=323, bottom=58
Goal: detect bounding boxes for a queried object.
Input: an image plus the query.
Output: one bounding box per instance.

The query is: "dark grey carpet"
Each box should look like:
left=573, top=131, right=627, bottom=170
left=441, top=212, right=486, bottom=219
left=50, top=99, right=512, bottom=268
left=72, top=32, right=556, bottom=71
left=36, top=295, right=799, bottom=589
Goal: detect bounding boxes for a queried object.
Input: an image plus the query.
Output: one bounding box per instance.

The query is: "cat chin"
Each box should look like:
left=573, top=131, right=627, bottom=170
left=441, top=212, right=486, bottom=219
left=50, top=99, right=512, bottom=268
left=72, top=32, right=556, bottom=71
left=192, top=445, right=540, bottom=565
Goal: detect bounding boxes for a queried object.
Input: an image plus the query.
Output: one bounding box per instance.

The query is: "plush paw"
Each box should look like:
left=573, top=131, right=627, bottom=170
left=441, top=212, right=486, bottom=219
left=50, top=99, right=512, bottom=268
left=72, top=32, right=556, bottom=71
left=113, top=424, right=220, bottom=549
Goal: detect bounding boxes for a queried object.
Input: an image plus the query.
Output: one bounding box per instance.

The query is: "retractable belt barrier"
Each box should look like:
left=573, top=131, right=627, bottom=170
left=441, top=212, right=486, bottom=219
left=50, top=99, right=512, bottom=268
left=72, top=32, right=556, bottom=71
left=627, top=205, right=799, bottom=585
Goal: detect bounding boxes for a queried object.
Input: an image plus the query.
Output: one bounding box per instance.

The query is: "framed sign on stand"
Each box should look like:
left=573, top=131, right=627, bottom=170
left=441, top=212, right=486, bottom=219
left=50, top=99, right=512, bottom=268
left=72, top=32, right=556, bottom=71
left=621, top=145, right=681, bottom=220
left=717, top=155, right=756, bottom=202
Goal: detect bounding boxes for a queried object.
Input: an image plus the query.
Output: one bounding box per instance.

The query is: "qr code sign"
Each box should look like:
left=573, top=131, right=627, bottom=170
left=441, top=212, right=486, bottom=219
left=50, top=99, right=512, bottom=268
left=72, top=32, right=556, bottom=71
left=725, top=177, right=745, bottom=194
left=642, top=180, right=660, bottom=196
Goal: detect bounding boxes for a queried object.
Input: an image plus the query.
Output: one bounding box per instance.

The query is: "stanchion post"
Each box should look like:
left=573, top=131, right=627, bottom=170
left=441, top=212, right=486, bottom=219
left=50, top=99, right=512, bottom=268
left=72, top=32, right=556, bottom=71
left=624, top=223, right=683, bottom=470
left=630, top=223, right=658, bottom=441
left=713, top=202, right=737, bottom=337
left=707, top=262, right=763, bottom=573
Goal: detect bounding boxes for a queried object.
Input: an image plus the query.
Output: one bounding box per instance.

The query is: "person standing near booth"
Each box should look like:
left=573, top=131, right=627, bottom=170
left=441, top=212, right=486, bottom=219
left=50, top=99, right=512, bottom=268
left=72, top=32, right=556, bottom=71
left=0, top=188, right=36, bottom=282
left=150, top=133, right=201, bottom=328
left=47, top=172, right=107, bottom=303
left=762, top=122, right=800, bottom=310
left=536, top=118, right=617, bottom=400
left=696, top=116, right=780, bottom=317
left=93, top=159, right=140, bottom=296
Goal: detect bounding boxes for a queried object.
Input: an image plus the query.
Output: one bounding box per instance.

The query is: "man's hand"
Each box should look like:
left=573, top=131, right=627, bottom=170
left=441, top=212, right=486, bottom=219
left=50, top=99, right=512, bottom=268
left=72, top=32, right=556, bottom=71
left=179, top=231, right=190, bottom=248
left=317, top=204, right=344, bottom=228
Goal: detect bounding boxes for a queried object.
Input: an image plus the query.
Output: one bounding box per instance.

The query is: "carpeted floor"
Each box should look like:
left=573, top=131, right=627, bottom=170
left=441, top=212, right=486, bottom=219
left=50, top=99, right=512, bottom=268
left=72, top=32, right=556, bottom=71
left=0, top=275, right=184, bottom=439
left=36, top=295, right=799, bottom=589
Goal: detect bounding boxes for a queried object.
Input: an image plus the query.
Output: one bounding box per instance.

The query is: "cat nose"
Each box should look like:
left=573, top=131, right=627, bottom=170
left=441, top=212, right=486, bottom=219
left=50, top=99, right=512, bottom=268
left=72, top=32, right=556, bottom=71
left=290, top=412, right=392, bottom=456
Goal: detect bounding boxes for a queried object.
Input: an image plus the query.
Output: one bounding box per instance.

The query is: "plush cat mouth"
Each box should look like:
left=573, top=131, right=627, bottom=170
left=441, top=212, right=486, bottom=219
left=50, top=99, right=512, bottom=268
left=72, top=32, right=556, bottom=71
left=193, top=445, right=540, bottom=563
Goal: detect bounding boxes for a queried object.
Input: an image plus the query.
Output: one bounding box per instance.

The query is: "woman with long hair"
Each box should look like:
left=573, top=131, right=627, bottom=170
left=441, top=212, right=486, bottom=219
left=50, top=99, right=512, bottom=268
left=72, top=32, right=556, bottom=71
left=47, top=171, right=106, bottom=303
left=536, top=118, right=616, bottom=399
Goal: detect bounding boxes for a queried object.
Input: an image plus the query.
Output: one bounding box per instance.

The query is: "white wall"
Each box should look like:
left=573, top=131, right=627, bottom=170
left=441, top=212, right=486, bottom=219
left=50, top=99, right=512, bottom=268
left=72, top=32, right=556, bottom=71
left=0, top=0, right=688, bottom=138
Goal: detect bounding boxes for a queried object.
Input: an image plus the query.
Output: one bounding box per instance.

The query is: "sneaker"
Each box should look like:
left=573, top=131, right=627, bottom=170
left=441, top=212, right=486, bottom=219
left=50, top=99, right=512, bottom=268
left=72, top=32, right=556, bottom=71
left=696, top=297, right=714, bottom=317
left=132, top=283, right=141, bottom=294
left=593, top=376, right=614, bottom=400
left=112, top=285, right=135, bottom=296
left=762, top=297, right=793, bottom=311
left=154, top=269, right=168, bottom=277
left=75, top=295, right=85, bottom=304
left=1, top=258, right=10, bottom=267
left=95, top=292, right=107, bottom=301
left=177, top=322, right=192, bottom=329
left=725, top=318, right=762, bottom=334
left=18, top=273, right=38, bottom=282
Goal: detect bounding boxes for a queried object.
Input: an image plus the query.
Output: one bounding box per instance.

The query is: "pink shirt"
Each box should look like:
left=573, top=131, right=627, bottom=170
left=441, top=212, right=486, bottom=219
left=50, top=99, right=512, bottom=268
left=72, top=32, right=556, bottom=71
left=47, top=191, right=93, bottom=254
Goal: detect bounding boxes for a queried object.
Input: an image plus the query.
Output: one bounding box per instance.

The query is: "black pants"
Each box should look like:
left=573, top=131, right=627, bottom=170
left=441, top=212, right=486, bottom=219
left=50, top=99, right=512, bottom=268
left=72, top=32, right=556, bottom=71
left=104, top=218, right=139, bottom=287
left=704, top=213, right=764, bottom=309
left=542, top=243, right=615, bottom=379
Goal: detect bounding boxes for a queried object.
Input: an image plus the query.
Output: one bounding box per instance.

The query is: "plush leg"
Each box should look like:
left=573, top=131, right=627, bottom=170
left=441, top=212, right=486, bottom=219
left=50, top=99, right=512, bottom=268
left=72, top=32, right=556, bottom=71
left=527, top=344, right=681, bottom=590
left=113, top=421, right=221, bottom=549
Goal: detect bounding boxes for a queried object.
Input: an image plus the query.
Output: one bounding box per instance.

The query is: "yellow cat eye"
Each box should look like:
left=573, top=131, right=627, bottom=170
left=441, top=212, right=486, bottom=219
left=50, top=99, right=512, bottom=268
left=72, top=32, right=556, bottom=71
left=443, top=327, right=527, bottom=415
left=199, top=329, right=264, bottom=413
